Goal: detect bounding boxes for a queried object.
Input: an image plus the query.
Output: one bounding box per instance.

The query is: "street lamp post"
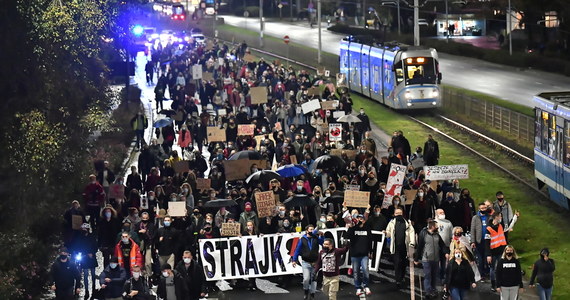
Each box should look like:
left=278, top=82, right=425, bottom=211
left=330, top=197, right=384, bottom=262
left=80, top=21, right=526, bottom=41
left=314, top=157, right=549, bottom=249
left=317, top=0, right=321, bottom=64
left=260, top=0, right=264, bottom=48
left=445, top=0, right=449, bottom=42
left=508, top=0, right=512, bottom=55
left=413, top=0, right=419, bottom=46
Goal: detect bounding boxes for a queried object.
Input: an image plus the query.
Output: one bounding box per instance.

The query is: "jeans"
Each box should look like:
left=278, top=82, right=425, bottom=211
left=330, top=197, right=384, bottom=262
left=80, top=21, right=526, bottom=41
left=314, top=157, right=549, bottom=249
left=135, top=129, right=145, bottom=148
left=422, top=260, right=439, bottom=294
left=351, top=256, right=369, bottom=289
left=301, top=261, right=317, bottom=293
left=536, top=284, right=553, bottom=300
left=489, top=254, right=499, bottom=285
left=450, top=287, right=466, bottom=300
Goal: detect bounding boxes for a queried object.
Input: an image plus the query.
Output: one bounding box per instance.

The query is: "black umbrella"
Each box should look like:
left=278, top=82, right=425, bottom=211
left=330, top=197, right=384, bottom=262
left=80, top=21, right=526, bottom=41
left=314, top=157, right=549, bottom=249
left=314, top=155, right=345, bottom=171
left=283, top=194, right=317, bottom=208
left=323, top=194, right=344, bottom=204
left=245, top=170, right=281, bottom=185
left=295, top=124, right=317, bottom=137
left=158, top=109, right=176, bottom=116
left=203, top=199, right=239, bottom=208
left=228, top=150, right=262, bottom=160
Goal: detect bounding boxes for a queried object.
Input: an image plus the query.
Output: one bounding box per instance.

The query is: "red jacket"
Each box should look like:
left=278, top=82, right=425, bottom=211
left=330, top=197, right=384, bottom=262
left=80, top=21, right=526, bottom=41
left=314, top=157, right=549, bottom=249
left=82, top=182, right=105, bottom=207
left=114, top=238, right=143, bottom=273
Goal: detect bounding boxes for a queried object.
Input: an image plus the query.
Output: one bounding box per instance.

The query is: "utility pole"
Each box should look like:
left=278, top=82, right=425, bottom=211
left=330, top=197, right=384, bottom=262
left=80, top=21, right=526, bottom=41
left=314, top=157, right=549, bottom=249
left=413, top=0, right=419, bottom=46
left=397, top=0, right=401, bottom=35
left=445, top=0, right=449, bottom=42
left=260, top=0, right=264, bottom=48
left=508, top=0, right=512, bottom=55
left=317, top=0, right=322, bottom=63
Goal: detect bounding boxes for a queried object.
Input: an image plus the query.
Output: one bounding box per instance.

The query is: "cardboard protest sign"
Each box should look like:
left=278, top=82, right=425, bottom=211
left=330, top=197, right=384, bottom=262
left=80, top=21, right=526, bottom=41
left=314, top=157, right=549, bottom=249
left=329, top=123, right=342, bottom=142
left=249, top=159, right=267, bottom=170
left=382, top=164, right=406, bottom=208
left=168, top=201, right=187, bottom=217
left=243, top=53, right=256, bottom=62
left=237, top=124, right=255, bottom=136
left=203, top=71, right=214, bottom=82
left=345, top=184, right=360, bottom=191
left=307, top=87, right=320, bottom=96
left=207, top=127, right=226, bottom=142
left=275, top=122, right=282, bottom=131
left=330, top=149, right=357, bottom=160
left=206, top=40, right=214, bottom=50
left=250, top=87, right=268, bottom=105
left=316, top=66, right=325, bottom=76
left=333, top=111, right=345, bottom=119
left=223, top=160, right=251, bottom=181
left=174, top=161, right=190, bottom=173
left=301, top=100, right=321, bottom=114
left=221, top=223, right=241, bottom=236
left=344, top=190, right=370, bottom=208
left=217, top=109, right=227, bottom=116
left=429, top=180, right=439, bottom=192
left=255, top=191, right=276, bottom=218
left=424, top=165, right=469, bottom=181
left=192, top=64, right=202, bottom=80
left=403, top=189, right=417, bottom=205
left=72, top=215, right=84, bottom=230
left=336, top=73, right=347, bottom=87
left=109, top=184, right=124, bottom=199
left=321, top=100, right=339, bottom=110
left=196, top=178, right=211, bottom=190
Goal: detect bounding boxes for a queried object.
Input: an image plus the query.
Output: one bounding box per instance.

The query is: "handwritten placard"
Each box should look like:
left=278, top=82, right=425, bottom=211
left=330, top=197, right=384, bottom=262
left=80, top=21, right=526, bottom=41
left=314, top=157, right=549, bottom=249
left=301, top=100, right=321, bottom=114
left=223, top=160, right=251, bottom=181
left=424, top=165, right=469, bottom=181
left=333, top=111, right=345, bottom=119
left=344, top=190, right=370, bottom=208
left=238, top=124, right=255, bottom=136
left=207, top=127, right=226, bottom=142
left=192, top=64, right=202, bottom=80
left=196, top=178, right=211, bottom=190
left=255, top=191, right=276, bottom=218
left=250, top=87, right=268, bottom=105
left=345, top=184, right=360, bottom=191
left=168, top=201, right=187, bottom=217
left=203, top=71, right=214, bottom=82
left=307, top=87, right=320, bottom=96
left=243, top=53, right=256, bottom=63
left=221, top=223, right=241, bottom=236
left=174, top=161, right=190, bottom=173
left=321, top=101, right=339, bottom=110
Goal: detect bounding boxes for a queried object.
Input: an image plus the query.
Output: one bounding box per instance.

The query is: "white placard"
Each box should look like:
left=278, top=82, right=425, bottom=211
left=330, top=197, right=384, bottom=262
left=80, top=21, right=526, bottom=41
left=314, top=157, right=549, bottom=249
left=301, top=100, right=321, bottom=114
left=192, top=64, right=203, bottom=80
left=424, top=165, right=469, bottom=181
left=333, top=111, right=345, bottom=119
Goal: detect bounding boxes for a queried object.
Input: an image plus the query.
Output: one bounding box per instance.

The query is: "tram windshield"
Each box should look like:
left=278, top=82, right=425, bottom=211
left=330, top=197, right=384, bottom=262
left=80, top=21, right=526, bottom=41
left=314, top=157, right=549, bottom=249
left=402, top=57, right=437, bottom=85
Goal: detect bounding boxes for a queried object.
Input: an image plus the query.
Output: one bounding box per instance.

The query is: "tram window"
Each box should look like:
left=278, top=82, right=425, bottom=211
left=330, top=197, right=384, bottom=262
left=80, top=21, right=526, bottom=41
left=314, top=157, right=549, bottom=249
left=548, top=115, right=556, bottom=157
left=541, top=111, right=549, bottom=154
left=395, top=61, right=404, bottom=83
left=565, top=121, right=570, bottom=165
left=404, top=57, right=436, bottom=85
left=535, top=109, right=542, bottom=149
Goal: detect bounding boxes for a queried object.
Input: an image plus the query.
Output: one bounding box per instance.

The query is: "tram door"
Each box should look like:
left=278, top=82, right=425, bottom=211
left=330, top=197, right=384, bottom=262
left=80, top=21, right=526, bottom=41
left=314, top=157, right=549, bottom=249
left=555, top=118, right=565, bottom=195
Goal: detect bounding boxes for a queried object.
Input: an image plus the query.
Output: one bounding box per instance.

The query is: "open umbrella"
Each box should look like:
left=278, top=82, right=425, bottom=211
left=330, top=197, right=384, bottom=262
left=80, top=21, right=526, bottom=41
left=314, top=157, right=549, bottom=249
left=245, top=170, right=281, bottom=185
left=229, top=150, right=262, bottom=160
left=283, top=194, right=317, bottom=208
left=153, top=117, right=173, bottom=128
left=314, top=155, right=345, bottom=171
left=203, top=199, right=238, bottom=208
left=158, top=109, right=176, bottom=116
left=336, top=114, right=362, bottom=123
left=323, top=194, right=344, bottom=204
left=276, top=164, right=306, bottom=178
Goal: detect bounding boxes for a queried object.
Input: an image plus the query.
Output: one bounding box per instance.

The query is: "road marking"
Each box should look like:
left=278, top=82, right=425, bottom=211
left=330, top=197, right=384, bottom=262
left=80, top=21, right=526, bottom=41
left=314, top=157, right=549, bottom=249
left=535, top=81, right=543, bottom=85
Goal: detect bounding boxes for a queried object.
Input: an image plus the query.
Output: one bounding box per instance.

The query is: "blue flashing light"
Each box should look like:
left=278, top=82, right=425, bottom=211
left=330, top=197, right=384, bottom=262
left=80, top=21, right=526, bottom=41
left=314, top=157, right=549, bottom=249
left=75, top=252, right=83, bottom=262
left=132, top=25, right=144, bottom=37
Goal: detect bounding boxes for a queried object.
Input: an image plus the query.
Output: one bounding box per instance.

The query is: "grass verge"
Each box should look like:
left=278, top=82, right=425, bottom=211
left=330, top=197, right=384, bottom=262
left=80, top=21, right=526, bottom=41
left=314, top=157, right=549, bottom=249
left=443, top=85, right=534, bottom=117
left=352, top=94, right=570, bottom=298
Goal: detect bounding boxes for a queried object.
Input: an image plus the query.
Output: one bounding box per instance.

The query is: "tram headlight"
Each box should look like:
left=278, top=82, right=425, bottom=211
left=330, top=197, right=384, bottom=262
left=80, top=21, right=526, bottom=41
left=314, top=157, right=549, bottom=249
left=431, top=89, right=439, bottom=98
left=405, top=90, right=412, bottom=100
left=432, top=101, right=437, bottom=105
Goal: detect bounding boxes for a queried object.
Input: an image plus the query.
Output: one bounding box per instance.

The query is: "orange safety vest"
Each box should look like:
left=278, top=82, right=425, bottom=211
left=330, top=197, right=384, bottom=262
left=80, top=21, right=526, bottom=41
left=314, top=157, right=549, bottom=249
left=487, top=224, right=507, bottom=249
left=115, top=239, right=142, bottom=271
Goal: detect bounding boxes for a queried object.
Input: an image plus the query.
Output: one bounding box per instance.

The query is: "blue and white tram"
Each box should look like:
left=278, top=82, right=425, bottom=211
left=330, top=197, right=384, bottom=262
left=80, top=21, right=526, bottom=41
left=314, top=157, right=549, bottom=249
left=534, top=91, right=570, bottom=210
left=340, top=36, right=442, bottom=109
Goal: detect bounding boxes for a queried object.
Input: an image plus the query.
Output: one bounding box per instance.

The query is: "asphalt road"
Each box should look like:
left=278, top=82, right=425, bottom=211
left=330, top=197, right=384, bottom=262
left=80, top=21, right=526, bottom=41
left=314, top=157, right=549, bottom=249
left=219, top=15, right=569, bottom=108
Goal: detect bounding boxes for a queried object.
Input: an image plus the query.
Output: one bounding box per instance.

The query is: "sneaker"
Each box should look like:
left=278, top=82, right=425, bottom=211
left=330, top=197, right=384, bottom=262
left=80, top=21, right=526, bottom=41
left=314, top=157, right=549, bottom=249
left=356, top=289, right=363, bottom=296
left=364, top=287, right=372, bottom=295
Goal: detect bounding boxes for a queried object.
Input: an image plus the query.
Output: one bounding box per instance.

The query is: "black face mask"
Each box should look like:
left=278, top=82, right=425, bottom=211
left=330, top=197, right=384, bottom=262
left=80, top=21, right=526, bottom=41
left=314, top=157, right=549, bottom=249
left=59, top=255, right=68, bottom=261
left=325, top=221, right=335, bottom=228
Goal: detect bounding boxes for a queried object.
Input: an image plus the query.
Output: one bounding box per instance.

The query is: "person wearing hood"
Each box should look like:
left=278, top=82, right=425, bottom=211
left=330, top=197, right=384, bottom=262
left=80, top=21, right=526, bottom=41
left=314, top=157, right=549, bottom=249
left=239, top=202, right=259, bottom=230
left=314, top=238, right=350, bottom=300
left=346, top=214, right=373, bottom=296
left=99, top=256, right=127, bottom=300
left=530, top=248, right=555, bottom=300
left=366, top=205, right=387, bottom=231
left=386, top=208, right=416, bottom=288
left=114, top=232, right=143, bottom=277
left=50, top=247, right=81, bottom=299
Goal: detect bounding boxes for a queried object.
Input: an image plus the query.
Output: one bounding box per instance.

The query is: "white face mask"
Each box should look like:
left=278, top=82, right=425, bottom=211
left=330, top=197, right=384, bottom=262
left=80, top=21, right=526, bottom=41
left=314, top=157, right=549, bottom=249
left=122, top=237, right=129, bottom=244
left=132, top=272, right=141, bottom=279
left=320, top=218, right=326, bottom=222
left=162, top=271, right=169, bottom=277
left=438, top=214, right=446, bottom=220
left=183, top=188, right=189, bottom=193
left=148, top=196, right=154, bottom=200
left=418, top=192, right=424, bottom=197
left=247, top=226, right=253, bottom=231
left=454, top=253, right=462, bottom=259
left=183, top=258, right=192, bottom=264
left=325, top=193, right=331, bottom=197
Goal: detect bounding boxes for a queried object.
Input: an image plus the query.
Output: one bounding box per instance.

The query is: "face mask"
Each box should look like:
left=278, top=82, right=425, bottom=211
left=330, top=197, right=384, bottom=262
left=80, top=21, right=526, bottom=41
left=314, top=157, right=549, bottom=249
left=183, top=258, right=192, bottom=264
left=142, top=219, right=148, bottom=223
left=418, top=192, right=424, bottom=197
left=122, top=237, right=129, bottom=244
left=133, top=214, right=139, bottom=218
left=352, top=214, right=357, bottom=218
left=454, top=253, right=462, bottom=259
left=183, top=188, right=189, bottom=193
left=59, top=254, right=68, bottom=261
left=132, top=272, right=141, bottom=279
left=245, top=207, right=252, bottom=212
left=360, top=110, right=364, bottom=114
left=297, top=186, right=303, bottom=191
left=506, top=252, right=513, bottom=257
left=374, top=211, right=380, bottom=216
left=480, top=210, right=487, bottom=215
left=110, top=263, right=118, bottom=269
left=217, top=154, right=223, bottom=160
left=325, top=221, right=335, bottom=228
left=394, top=201, right=400, bottom=206
left=162, top=271, right=169, bottom=277
left=247, top=226, right=253, bottom=231
left=438, top=214, right=446, bottom=220
left=171, top=197, right=177, bottom=201
left=283, top=222, right=290, bottom=227
left=323, top=246, right=331, bottom=251
left=149, top=196, right=155, bottom=201
left=360, top=170, right=366, bottom=175
left=105, top=212, right=112, bottom=218
left=454, top=232, right=462, bottom=237
left=446, top=196, right=453, bottom=201
left=325, top=193, right=331, bottom=197
left=163, top=221, right=171, bottom=227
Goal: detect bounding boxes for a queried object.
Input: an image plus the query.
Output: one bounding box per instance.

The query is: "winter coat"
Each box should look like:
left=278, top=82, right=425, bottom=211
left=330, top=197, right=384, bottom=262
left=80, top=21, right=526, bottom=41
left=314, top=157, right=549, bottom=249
left=174, top=259, right=206, bottom=300
left=99, top=265, right=127, bottom=298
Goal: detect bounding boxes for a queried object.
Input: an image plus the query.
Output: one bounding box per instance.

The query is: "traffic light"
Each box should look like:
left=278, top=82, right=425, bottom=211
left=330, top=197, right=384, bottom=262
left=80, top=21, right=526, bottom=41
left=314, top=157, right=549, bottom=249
left=131, top=25, right=144, bottom=37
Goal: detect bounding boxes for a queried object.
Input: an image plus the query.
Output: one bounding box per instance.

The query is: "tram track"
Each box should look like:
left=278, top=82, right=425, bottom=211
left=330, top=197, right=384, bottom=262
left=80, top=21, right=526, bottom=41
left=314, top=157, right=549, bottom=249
left=220, top=39, right=548, bottom=199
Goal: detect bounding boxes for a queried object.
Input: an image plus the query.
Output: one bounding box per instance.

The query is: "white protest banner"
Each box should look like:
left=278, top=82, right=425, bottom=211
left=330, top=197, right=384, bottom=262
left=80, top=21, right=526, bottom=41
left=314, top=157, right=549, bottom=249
left=382, top=164, right=406, bottom=208
left=192, top=64, right=203, bottom=80
left=329, top=123, right=342, bottom=142
left=255, top=191, right=276, bottom=218
left=301, top=100, right=321, bottom=114
left=199, top=228, right=385, bottom=281
left=424, top=165, right=469, bottom=181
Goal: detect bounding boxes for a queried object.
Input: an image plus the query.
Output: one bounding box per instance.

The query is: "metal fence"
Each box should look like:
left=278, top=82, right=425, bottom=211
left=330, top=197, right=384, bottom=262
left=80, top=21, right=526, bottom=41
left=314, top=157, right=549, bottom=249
left=442, top=88, right=534, bottom=143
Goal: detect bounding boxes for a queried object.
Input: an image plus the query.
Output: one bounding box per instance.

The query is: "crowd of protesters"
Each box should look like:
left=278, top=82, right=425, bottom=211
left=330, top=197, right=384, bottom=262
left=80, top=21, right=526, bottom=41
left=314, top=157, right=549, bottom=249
left=52, top=35, right=555, bottom=300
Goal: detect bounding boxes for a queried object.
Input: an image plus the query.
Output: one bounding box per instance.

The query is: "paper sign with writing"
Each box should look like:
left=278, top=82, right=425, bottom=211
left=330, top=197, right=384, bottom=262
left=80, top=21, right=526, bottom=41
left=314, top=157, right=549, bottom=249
left=333, top=111, right=345, bottom=119
left=196, top=178, right=211, bottom=190
left=382, top=164, right=407, bottom=208
left=275, top=122, right=282, bottom=131
left=345, top=184, right=360, bottom=191
left=221, top=223, right=241, bottom=236
left=424, top=165, right=469, bottom=181
left=325, top=70, right=331, bottom=77
left=223, top=160, right=251, bottom=181
left=203, top=71, right=214, bottom=82
left=109, top=184, right=125, bottom=199
left=237, top=124, right=255, bottom=136
left=255, top=191, right=276, bottom=218
left=192, top=64, right=202, bottom=80
left=207, top=127, right=226, bottom=142
left=250, top=87, right=268, bottom=105
left=344, top=190, right=370, bottom=208
left=336, top=73, right=347, bottom=87
left=218, top=109, right=227, bottom=116
left=168, top=201, right=187, bottom=217
left=301, top=100, right=321, bottom=114
left=307, top=87, right=320, bottom=96
left=174, top=161, right=190, bottom=173
left=321, top=101, right=338, bottom=110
